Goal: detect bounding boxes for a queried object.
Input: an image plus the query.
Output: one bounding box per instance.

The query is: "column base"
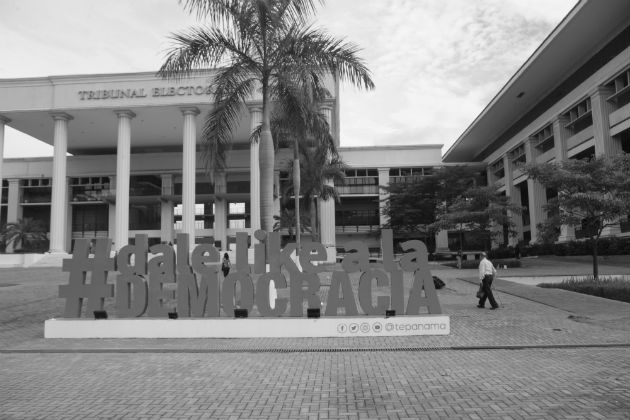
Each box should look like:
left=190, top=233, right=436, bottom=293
left=324, top=246, right=337, bottom=263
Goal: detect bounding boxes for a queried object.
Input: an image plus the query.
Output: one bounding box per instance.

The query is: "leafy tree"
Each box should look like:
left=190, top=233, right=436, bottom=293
left=159, top=0, right=374, bottom=233
left=382, top=165, right=486, bottom=244
left=282, top=139, right=346, bottom=242
left=430, top=185, right=523, bottom=253
left=1, top=218, right=48, bottom=252
left=523, top=154, right=630, bottom=278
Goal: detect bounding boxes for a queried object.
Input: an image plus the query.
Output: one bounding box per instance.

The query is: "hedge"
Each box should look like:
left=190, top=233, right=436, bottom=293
left=490, top=236, right=630, bottom=259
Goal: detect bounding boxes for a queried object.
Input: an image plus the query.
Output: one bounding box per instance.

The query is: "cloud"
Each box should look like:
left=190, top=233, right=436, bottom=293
left=0, top=0, right=577, bottom=156
left=318, top=0, right=577, bottom=150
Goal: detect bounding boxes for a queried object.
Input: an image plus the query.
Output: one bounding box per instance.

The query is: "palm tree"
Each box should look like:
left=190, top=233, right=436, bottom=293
left=158, top=0, right=374, bottom=233
left=265, top=82, right=336, bottom=249
left=1, top=218, right=48, bottom=252
left=284, top=139, right=346, bottom=242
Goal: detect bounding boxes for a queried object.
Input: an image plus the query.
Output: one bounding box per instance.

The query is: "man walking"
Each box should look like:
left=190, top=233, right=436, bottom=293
left=477, top=252, right=499, bottom=310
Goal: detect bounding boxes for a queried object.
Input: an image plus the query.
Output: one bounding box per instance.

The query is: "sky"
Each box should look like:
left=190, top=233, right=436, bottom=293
left=0, top=0, right=578, bottom=158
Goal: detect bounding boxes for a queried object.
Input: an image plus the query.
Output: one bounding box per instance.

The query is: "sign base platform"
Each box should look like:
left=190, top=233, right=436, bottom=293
left=45, top=316, right=450, bottom=338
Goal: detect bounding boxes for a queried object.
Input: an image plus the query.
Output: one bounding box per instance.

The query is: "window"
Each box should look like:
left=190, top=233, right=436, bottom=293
left=509, top=144, right=526, bottom=166
left=1, top=180, right=7, bottom=205
left=130, top=203, right=160, bottom=230
left=605, top=66, right=630, bottom=107
left=336, top=168, right=378, bottom=194
left=388, top=167, right=431, bottom=184
left=71, top=176, right=110, bottom=202
left=490, top=160, right=504, bottom=179
left=563, top=97, right=592, bottom=134
left=21, top=178, right=52, bottom=203
left=229, top=202, right=246, bottom=214
left=532, top=124, right=554, bottom=154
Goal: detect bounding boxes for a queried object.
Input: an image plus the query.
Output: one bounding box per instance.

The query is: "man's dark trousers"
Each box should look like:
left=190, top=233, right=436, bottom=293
left=478, top=274, right=498, bottom=309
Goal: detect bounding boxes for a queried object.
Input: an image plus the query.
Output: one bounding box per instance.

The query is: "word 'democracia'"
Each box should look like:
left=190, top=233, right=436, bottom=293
left=59, top=230, right=442, bottom=318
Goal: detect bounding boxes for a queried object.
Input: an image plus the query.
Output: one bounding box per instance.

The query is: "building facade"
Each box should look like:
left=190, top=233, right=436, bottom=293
left=0, top=71, right=445, bottom=260
left=443, top=0, right=630, bottom=245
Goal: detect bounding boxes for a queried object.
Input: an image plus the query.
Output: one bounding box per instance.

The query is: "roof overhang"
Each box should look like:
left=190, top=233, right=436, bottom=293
left=442, top=0, right=630, bottom=162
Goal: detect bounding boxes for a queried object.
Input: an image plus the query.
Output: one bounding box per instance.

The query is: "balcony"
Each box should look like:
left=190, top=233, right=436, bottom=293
left=566, top=126, right=594, bottom=150
left=336, top=184, right=379, bottom=195
left=609, top=102, right=630, bottom=136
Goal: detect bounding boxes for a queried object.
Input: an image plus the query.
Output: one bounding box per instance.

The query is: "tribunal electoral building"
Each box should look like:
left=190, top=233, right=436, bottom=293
left=0, top=71, right=444, bottom=263
left=0, top=0, right=629, bottom=265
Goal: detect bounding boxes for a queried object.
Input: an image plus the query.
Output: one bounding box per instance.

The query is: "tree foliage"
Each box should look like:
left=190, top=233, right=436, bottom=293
left=430, top=185, right=523, bottom=252
left=381, top=165, right=486, bottom=237
left=523, top=153, right=630, bottom=278
left=158, top=0, right=374, bottom=232
left=1, top=218, right=48, bottom=251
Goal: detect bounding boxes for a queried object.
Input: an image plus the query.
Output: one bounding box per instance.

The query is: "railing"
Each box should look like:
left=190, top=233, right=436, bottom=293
left=336, top=185, right=379, bottom=195
left=335, top=224, right=379, bottom=233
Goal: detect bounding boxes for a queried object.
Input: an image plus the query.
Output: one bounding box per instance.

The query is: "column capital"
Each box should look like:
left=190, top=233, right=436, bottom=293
left=319, top=102, right=334, bottom=111
left=114, top=109, right=136, bottom=119
left=50, top=112, right=73, bottom=121
left=590, top=85, right=614, bottom=98
left=247, top=104, right=263, bottom=113
left=0, top=115, right=11, bottom=124
left=180, top=106, right=200, bottom=116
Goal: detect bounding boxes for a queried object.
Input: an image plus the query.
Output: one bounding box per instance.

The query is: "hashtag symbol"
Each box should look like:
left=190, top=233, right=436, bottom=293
left=59, top=238, right=115, bottom=318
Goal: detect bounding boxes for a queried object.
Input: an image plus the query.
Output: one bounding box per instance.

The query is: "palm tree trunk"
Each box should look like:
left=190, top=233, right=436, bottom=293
left=293, top=136, right=301, bottom=251
left=592, top=237, right=599, bottom=280
left=311, top=196, right=318, bottom=242
left=259, top=90, right=275, bottom=233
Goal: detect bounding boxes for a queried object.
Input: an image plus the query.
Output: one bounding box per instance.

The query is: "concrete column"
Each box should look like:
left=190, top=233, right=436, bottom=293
left=7, top=179, right=20, bottom=222
left=378, top=168, right=390, bottom=228
left=503, top=154, right=521, bottom=246
left=553, top=115, right=575, bottom=242
left=525, top=139, right=547, bottom=244
left=435, top=230, right=449, bottom=252
left=248, top=106, right=262, bottom=238
left=0, top=116, right=9, bottom=223
left=213, top=172, right=227, bottom=250
left=160, top=174, right=174, bottom=243
left=107, top=175, right=116, bottom=240
left=552, top=115, right=570, bottom=162
left=591, top=86, right=621, bottom=157
left=114, top=109, right=135, bottom=251
left=181, top=107, right=200, bottom=250
left=49, top=112, right=73, bottom=253
left=318, top=104, right=336, bottom=261
left=6, top=179, right=20, bottom=253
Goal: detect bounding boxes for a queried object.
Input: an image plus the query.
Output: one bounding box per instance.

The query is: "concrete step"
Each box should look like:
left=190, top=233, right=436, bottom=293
left=27, top=252, right=71, bottom=268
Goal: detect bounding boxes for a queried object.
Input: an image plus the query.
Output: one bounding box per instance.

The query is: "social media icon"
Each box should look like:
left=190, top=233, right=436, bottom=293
left=337, top=324, right=347, bottom=333
left=360, top=323, right=370, bottom=333
left=349, top=323, right=359, bottom=333
left=372, top=322, right=382, bottom=333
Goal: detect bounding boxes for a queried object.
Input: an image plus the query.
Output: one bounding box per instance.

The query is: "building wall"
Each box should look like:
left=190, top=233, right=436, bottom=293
left=483, top=46, right=630, bottom=244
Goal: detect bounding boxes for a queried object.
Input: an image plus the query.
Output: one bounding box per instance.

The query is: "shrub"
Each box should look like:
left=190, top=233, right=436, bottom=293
left=441, top=259, right=521, bottom=269
left=538, top=275, right=630, bottom=303
left=523, top=237, right=630, bottom=257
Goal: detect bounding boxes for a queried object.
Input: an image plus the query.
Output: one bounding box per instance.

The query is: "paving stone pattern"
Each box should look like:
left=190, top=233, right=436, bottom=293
left=1, top=348, right=628, bottom=419
left=0, top=260, right=629, bottom=419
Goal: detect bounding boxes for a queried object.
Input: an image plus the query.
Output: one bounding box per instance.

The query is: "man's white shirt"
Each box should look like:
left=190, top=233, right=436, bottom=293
left=479, top=258, right=496, bottom=280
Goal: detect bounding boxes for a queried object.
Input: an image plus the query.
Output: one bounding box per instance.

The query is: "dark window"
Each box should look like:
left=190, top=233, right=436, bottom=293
left=129, top=203, right=160, bottom=230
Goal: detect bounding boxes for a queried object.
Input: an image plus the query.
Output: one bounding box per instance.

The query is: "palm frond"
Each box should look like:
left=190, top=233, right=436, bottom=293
left=202, top=65, right=258, bottom=179
left=279, top=25, right=374, bottom=90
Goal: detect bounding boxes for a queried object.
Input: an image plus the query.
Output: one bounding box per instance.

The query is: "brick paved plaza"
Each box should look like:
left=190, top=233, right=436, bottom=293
left=1, top=257, right=629, bottom=419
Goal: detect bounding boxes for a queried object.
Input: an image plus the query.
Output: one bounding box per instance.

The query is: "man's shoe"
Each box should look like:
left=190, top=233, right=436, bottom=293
left=476, top=305, right=484, bottom=308
left=490, top=306, right=499, bottom=310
